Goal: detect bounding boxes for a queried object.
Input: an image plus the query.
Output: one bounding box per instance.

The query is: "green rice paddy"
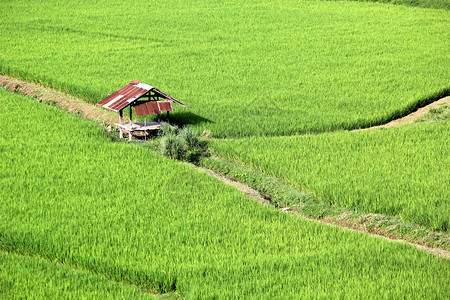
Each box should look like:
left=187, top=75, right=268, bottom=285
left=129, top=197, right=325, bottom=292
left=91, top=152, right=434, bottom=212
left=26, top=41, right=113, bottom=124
left=210, top=122, right=450, bottom=231
left=1, top=0, right=449, bottom=297
left=1, top=87, right=449, bottom=298
left=1, top=0, right=448, bottom=137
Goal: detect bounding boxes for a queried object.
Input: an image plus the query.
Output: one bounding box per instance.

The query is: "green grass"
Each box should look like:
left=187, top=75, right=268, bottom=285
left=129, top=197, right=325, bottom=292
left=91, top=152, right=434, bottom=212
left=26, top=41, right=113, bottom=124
left=1, top=0, right=449, bottom=137
left=1, top=89, right=449, bottom=298
left=0, top=251, right=157, bottom=299
left=210, top=122, right=450, bottom=231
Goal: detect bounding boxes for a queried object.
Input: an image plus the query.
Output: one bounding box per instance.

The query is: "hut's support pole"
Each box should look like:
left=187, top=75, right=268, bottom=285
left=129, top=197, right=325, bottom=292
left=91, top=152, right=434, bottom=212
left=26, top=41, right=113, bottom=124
left=167, top=111, right=170, bottom=122
left=129, top=107, right=133, bottom=141
left=119, top=110, right=123, bottom=139
left=129, top=106, right=133, bottom=125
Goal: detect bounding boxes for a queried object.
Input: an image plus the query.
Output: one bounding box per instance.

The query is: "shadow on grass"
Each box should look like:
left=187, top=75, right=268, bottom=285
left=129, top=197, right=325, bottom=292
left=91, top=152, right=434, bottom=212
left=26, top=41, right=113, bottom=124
left=169, top=111, right=214, bottom=127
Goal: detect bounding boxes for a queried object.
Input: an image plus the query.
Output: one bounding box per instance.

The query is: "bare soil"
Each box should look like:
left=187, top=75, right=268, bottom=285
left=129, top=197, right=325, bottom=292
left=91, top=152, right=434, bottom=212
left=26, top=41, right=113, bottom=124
left=1, top=75, right=448, bottom=259
left=359, top=96, right=450, bottom=131
left=0, top=76, right=122, bottom=125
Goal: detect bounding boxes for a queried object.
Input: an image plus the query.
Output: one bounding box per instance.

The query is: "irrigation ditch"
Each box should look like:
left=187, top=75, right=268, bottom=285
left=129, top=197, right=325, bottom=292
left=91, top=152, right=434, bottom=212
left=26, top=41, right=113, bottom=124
left=1, top=75, right=449, bottom=259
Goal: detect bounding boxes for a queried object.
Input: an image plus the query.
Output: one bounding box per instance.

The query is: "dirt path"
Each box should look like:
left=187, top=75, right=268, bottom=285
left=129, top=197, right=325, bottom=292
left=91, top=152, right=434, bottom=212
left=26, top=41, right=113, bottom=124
left=2, top=75, right=448, bottom=130
left=359, top=96, right=450, bottom=131
left=0, top=76, right=123, bottom=125
left=194, top=165, right=272, bottom=206
left=195, top=165, right=449, bottom=259
left=1, top=75, right=448, bottom=258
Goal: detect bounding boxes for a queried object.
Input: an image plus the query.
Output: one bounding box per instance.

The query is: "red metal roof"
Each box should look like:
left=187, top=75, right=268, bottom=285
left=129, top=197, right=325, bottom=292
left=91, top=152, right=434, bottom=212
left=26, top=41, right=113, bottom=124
left=97, top=81, right=187, bottom=113
left=134, top=101, right=173, bottom=116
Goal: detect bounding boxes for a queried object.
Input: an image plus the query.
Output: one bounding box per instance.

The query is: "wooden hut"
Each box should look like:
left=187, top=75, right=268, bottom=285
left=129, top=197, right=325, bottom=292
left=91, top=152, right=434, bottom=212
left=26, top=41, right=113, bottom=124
left=97, top=81, right=187, bottom=140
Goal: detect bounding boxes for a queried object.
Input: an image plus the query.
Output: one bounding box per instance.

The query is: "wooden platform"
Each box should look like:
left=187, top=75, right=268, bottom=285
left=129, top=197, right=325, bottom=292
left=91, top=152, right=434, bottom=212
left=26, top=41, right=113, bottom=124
left=115, top=122, right=161, bottom=140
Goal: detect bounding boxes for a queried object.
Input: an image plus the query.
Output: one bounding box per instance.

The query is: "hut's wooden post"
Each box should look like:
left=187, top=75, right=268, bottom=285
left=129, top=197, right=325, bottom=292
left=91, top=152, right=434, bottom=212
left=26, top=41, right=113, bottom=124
left=129, top=106, right=133, bottom=124
left=129, top=106, right=134, bottom=141
left=167, top=111, right=170, bottom=122
left=119, top=109, right=123, bottom=139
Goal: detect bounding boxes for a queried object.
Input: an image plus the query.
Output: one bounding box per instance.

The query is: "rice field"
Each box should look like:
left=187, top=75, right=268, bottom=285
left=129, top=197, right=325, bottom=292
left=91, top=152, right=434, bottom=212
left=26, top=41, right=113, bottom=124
left=210, top=122, right=450, bottom=231
left=1, top=89, right=449, bottom=298
left=1, top=0, right=449, bottom=297
left=0, top=0, right=448, bottom=137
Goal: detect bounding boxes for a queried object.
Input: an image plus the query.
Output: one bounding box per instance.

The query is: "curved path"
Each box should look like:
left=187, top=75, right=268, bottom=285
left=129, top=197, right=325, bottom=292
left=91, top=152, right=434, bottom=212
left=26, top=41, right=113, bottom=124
left=360, top=96, right=449, bottom=130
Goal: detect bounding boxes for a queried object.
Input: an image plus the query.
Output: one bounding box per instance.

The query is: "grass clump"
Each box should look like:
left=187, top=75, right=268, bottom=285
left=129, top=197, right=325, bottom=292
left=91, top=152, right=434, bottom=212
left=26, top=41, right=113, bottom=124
left=179, top=127, right=201, bottom=149
left=159, top=122, right=179, bottom=136
left=159, top=123, right=209, bottom=163
left=160, top=134, right=187, bottom=160
left=417, top=104, right=450, bottom=123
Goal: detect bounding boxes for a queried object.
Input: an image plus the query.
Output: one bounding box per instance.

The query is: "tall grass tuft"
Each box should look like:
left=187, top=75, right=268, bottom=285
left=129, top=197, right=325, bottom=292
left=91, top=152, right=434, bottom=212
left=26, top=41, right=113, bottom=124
left=160, top=134, right=186, bottom=160
left=159, top=122, right=178, bottom=136
left=178, top=127, right=200, bottom=149
left=158, top=125, right=209, bottom=163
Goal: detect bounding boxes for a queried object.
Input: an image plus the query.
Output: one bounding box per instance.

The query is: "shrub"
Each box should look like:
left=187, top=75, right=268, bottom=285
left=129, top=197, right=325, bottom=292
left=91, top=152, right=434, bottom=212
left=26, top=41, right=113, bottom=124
left=186, top=149, right=202, bottom=164
left=158, top=125, right=209, bottom=163
left=159, top=122, right=178, bottom=136
left=160, top=134, right=186, bottom=160
left=179, top=127, right=200, bottom=149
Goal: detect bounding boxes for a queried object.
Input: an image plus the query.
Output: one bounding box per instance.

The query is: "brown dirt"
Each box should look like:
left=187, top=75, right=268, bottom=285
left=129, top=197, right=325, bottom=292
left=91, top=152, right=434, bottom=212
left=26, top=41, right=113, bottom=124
left=0, top=76, right=123, bottom=125
left=1, top=75, right=448, bottom=259
left=359, top=96, right=450, bottom=131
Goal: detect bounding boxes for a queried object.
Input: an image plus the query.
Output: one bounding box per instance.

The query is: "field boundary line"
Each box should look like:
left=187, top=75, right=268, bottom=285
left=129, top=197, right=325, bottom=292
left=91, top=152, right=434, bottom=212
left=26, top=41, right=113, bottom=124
left=194, top=162, right=450, bottom=259
left=358, top=96, right=450, bottom=131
